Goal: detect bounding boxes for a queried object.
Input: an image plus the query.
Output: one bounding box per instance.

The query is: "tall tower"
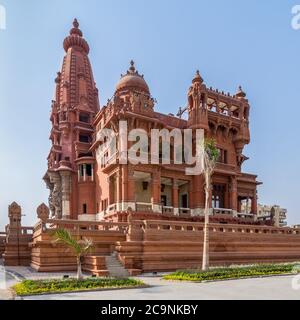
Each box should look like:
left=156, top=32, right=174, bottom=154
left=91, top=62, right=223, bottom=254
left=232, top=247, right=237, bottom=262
left=44, top=19, right=100, bottom=220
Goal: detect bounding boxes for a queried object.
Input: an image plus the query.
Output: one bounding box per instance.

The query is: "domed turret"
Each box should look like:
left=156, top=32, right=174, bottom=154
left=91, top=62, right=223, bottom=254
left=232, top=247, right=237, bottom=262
left=115, top=60, right=150, bottom=94
left=63, top=18, right=89, bottom=54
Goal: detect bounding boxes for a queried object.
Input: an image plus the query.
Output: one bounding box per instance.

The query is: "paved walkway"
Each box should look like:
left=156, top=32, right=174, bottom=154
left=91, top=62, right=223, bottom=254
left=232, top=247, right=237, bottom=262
left=0, top=260, right=80, bottom=300
left=17, top=275, right=300, bottom=300
left=1, top=260, right=300, bottom=300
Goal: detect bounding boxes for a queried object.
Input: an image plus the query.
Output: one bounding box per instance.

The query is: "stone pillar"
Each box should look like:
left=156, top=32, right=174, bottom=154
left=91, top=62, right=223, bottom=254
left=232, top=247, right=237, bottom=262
left=251, top=191, right=258, bottom=215
left=125, top=166, right=136, bottom=211
left=60, top=170, right=71, bottom=219
left=230, top=176, right=238, bottom=213
left=8, top=202, right=22, bottom=234
left=83, top=164, right=87, bottom=182
left=191, top=174, right=205, bottom=216
left=91, top=164, right=94, bottom=182
left=237, top=198, right=241, bottom=213
left=172, top=179, right=179, bottom=215
left=116, top=170, right=122, bottom=211
left=122, top=165, right=128, bottom=210
left=108, top=175, right=115, bottom=205
left=151, top=169, right=161, bottom=213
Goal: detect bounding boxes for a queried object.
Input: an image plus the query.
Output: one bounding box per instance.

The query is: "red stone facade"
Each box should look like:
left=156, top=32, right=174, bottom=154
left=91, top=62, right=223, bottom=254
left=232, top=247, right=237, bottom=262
left=45, top=19, right=261, bottom=225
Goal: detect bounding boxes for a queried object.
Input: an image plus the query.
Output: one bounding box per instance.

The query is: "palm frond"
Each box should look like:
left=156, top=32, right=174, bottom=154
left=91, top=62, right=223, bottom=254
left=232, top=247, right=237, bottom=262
left=53, top=228, right=82, bottom=255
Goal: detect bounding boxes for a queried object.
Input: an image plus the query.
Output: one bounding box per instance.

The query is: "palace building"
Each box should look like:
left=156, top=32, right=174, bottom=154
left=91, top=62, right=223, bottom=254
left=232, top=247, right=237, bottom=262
left=3, top=20, right=300, bottom=273
left=44, top=19, right=260, bottom=225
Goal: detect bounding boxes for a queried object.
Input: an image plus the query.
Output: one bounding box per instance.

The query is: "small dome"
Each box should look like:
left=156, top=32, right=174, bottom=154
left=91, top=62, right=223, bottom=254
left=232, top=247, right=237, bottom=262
left=116, top=60, right=150, bottom=94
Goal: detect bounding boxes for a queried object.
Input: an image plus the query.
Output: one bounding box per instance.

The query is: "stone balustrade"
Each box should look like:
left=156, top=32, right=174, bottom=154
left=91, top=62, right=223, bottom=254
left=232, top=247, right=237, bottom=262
left=140, top=220, right=300, bottom=235
left=34, top=218, right=129, bottom=234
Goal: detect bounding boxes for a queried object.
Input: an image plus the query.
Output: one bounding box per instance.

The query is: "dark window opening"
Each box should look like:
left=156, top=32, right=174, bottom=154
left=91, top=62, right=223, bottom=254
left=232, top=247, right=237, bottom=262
left=86, top=164, right=92, bottom=176
left=79, top=134, right=91, bottom=143
left=181, top=194, right=188, bottom=208
left=212, top=185, right=226, bottom=208
left=161, top=195, right=167, bottom=207
left=217, top=148, right=228, bottom=164
left=61, top=112, right=67, bottom=121
left=83, top=204, right=87, bottom=214
left=79, top=152, right=93, bottom=158
left=79, top=113, right=90, bottom=123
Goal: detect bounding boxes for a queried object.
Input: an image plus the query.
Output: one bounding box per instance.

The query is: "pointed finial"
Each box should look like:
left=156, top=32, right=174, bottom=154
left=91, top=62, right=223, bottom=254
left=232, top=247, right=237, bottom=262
left=236, top=85, right=246, bottom=98
left=69, top=18, right=83, bottom=37
left=73, top=18, right=79, bottom=28
left=192, top=69, right=203, bottom=83
left=129, top=60, right=136, bottom=73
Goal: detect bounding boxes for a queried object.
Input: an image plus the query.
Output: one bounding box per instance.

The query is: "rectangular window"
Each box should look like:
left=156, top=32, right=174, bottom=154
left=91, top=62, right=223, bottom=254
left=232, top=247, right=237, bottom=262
left=83, top=203, right=87, bottom=214
left=217, top=148, right=228, bottom=164
left=86, top=164, right=92, bottom=176
left=79, top=134, right=91, bottom=143
left=79, top=113, right=89, bottom=123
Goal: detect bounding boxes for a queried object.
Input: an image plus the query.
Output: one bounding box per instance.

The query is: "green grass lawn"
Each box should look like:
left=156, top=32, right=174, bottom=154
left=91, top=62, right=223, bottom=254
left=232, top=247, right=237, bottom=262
left=163, top=263, right=300, bottom=282
left=13, top=277, right=145, bottom=296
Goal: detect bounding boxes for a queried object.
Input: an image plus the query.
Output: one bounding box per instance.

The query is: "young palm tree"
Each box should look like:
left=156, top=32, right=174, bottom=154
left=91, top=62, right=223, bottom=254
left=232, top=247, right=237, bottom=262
left=53, top=228, right=93, bottom=280
left=202, top=139, right=220, bottom=271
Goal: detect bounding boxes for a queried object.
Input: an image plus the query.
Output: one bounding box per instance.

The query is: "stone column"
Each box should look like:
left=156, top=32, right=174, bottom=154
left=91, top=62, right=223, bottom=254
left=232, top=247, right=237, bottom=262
left=230, top=176, right=238, bottom=214
left=172, top=179, right=179, bottom=215
left=122, top=165, right=128, bottom=210
left=108, top=175, right=114, bottom=205
left=83, top=164, right=87, bottom=182
left=116, top=170, right=122, bottom=211
left=125, top=166, right=136, bottom=211
left=251, top=191, right=258, bottom=215
left=152, top=169, right=161, bottom=213
left=191, top=174, right=205, bottom=216
left=60, top=170, right=71, bottom=219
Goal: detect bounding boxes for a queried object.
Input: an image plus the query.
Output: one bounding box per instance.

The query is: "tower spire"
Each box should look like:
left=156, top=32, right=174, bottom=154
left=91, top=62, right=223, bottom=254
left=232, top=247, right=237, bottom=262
left=69, top=18, right=83, bottom=37
left=63, top=18, right=89, bottom=53
left=44, top=19, right=100, bottom=219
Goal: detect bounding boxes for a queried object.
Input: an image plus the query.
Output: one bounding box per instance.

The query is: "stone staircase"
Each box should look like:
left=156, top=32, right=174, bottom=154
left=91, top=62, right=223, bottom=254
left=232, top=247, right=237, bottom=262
left=105, top=252, right=130, bottom=278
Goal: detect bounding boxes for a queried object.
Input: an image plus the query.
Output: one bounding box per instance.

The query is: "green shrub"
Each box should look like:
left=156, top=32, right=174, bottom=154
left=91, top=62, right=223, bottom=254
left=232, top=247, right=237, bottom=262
left=13, top=277, right=144, bottom=296
left=163, top=263, right=300, bottom=281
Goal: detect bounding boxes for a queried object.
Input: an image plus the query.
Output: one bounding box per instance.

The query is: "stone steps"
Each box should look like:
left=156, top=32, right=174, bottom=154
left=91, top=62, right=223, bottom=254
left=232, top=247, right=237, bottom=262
left=82, top=253, right=130, bottom=278
left=105, top=253, right=130, bottom=278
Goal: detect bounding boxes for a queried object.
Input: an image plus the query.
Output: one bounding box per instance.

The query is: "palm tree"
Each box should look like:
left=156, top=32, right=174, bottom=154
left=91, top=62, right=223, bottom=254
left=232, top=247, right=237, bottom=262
left=53, top=228, right=93, bottom=280
left=202, top=139, right=220, bottom=271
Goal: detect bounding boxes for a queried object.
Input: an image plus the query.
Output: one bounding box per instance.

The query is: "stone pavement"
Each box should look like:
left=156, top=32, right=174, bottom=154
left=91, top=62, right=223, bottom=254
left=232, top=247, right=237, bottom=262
left=20, top=275, right=300, bottom=300
left=1, top=259, right=300, bottom=300
left=0, top=259, right=80, bottom=300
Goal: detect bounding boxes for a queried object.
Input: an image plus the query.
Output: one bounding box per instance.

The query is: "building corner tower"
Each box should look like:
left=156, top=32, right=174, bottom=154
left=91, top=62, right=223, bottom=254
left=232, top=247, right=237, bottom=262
left=43, top=19, right=100, bottom=220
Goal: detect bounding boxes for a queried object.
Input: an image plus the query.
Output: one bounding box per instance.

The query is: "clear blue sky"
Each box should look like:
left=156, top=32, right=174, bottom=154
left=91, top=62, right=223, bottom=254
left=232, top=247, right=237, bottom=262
left=1, top=0, right=300, bottom=229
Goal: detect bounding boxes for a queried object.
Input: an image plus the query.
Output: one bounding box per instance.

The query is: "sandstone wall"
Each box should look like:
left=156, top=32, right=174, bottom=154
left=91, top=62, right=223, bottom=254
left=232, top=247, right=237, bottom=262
left=116, top=220, right=300, bottom=274
left=30, top=219, right=127, bottom=272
